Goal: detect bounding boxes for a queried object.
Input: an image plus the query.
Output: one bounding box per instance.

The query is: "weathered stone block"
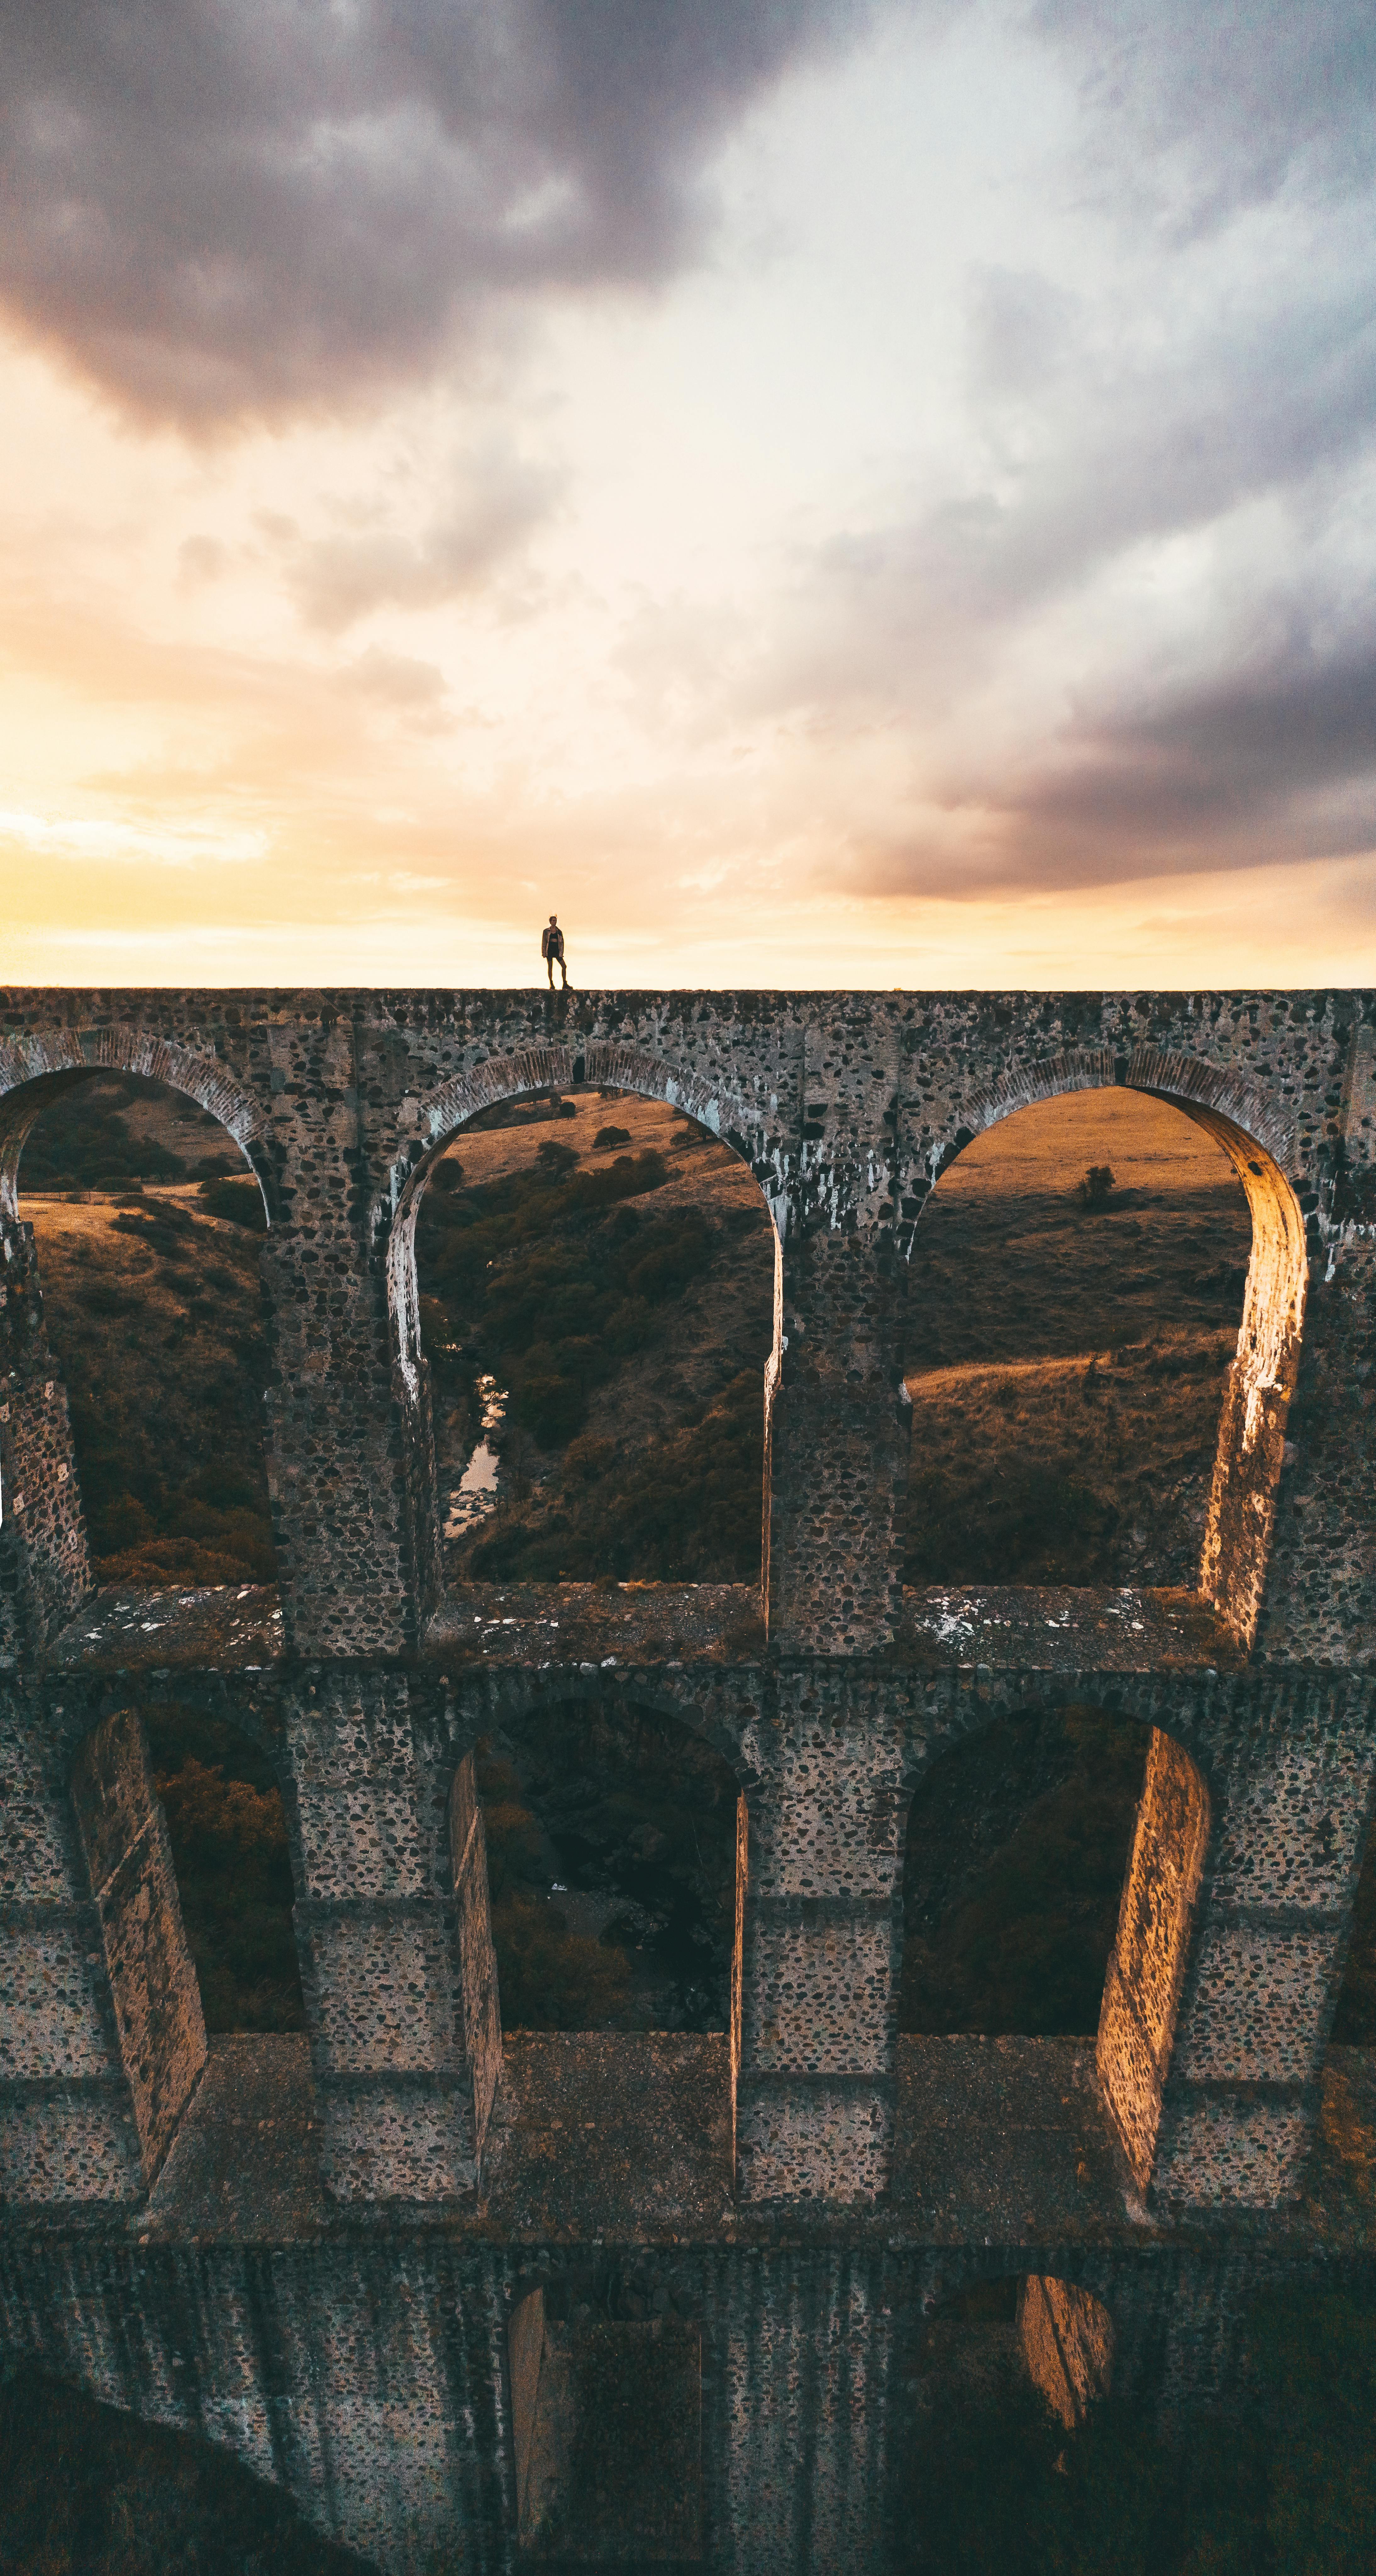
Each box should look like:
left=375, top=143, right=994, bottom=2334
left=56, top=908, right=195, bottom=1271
left=1174, top=1926, right=1343, bottom=2084
left=1153, top=2091, right=1315, bottom=2208
left=742, top=1912, right=894, bottom=2073
left=317, top=2080, right=479, bottom=2200
left=3, top=2087, right=142, bottom=2204
left=0, top=1916, right=118, bottom=2079
left=736, top=2078, right=894, bottom=2201
left=296, top=1902, right=464, bottom=2075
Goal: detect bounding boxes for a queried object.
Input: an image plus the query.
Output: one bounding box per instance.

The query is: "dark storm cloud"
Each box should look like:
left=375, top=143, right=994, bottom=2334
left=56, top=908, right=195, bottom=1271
left=760, top=0, right=1376, bottom=903
left=956, top=622, right=1376, bottom=891
left=0, top=0, right=874, bottom=427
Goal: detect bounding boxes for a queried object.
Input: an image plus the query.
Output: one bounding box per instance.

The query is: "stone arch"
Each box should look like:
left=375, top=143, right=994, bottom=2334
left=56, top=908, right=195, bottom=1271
left=898, top=1693, right=1212, bottom=2194
left=0, top=1039, right=278, bottom=1641
left=9, top=1681, right=306, bottom=2210
left=905, top=1047, right=1307, bottom=1646
left=381, top=1043, right=782, bottom=1618
left=448, top=1668, right=752, bottom=2170
left=0, top=1025, right=275, bottom=1223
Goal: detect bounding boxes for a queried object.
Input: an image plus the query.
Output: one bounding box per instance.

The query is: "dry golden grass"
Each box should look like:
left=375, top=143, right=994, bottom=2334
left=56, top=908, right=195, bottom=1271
left=904, top=1090, right=1253, bottom=1585
left=23, top=1187, right=275, bottom=1587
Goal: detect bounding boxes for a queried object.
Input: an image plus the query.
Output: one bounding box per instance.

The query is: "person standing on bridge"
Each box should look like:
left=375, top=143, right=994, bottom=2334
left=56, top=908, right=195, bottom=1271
left=541, top=914, right=569, bottom=990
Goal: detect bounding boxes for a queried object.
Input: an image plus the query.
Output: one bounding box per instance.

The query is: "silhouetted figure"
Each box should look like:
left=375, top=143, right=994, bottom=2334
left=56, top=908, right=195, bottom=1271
left=541, top=914, right=569, bottom=989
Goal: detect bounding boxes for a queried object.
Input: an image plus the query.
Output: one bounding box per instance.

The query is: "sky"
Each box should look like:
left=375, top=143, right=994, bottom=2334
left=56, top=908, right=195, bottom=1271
left=1, top=0, right=1374, bottom=992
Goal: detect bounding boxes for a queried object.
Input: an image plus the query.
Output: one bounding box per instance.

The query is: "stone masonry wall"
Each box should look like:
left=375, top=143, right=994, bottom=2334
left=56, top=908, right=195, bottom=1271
left=1098, top=1729, right=1212, bottom=2189
left=0, top=1218, right=91, bottom=1650
left=68, top=1707, right=206, bottom=2187
left=1, top=986, right=1375, bottom=2568
left=0, top=1685, right=145, bottom=2205
left=3, top=2211, right=1372, bottom=2575
left=285, top=1668, right=496, bottom=2200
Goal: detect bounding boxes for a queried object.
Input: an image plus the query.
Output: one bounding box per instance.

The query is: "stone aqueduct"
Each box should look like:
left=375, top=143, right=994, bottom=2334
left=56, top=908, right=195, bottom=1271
left=0, top=984, right=1373, bottom=2570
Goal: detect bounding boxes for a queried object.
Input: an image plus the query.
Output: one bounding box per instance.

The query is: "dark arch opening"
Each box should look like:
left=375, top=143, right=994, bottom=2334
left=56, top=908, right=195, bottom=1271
left=900, top=1702, right=1211, bottom=2190
left=914, top=2273, right=1114, bottom=2429
left=411, top=1085, right=778, bottom=1586
left=14, top=1071, right=275, bottom=1593
left=141, top=1704, right=303, bottom=2035
left=904, top=1088, right=1253, bottom=1587
left=477, top=1693, right=744, bottom=2035
left=899, top=1706, right=1147, bottom=2039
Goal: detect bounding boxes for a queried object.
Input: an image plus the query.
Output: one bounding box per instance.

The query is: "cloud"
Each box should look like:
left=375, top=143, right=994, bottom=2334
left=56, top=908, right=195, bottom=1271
left=276, top=444, right=560, bottom=627
left=766, top=269, right=1376, bottom=722
left=178, top=534, right=227, bottom=586
left=0, top=0, right=876, bottom=429
left=846, top=605, right=1376, bottom=899
left=985, top=620, right=1376, bottom=880
left=340, top=647, right=449, bottom=709
left=0, top=806, right=268, bottom=866
left=1036, top=0, right=1376, bottom=230
left=732, top=197, right=1376, bottom=896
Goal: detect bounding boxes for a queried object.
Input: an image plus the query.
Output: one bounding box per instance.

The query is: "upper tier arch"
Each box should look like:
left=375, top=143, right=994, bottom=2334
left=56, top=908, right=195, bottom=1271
left=918, top=1040, right=1300, bottom=1191
left=0, top=1025, right=275, bottom=1223
left=381, top=1041, right=779, bottom=1404
left=908, top=1048, right=1308, bottom=1650
left=384, top=1040, right=772, bottom=1224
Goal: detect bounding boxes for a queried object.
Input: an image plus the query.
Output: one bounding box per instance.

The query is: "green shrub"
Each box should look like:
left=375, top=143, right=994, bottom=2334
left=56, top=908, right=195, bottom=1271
left=196, top=1174, right=267, bottom=1230
left=515, top=1370, right=587, bottom=1446
left=907, top=1462, right=1119, bottom=1585
left=474, top=1371, right=764, bottom=1582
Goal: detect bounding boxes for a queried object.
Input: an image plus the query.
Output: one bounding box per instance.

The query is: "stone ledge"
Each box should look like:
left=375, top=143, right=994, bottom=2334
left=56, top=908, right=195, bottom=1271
left=900, top=1586, right=1243, bottom=1673
left=46, top=1583, right=284, bottom=1674
left=25, top=2035, right=1372, bottom=2255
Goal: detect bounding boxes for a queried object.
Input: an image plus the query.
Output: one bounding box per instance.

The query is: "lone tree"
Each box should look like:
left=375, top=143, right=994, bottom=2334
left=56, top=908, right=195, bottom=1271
left=1078, top=1163, right=1115, bottom=1210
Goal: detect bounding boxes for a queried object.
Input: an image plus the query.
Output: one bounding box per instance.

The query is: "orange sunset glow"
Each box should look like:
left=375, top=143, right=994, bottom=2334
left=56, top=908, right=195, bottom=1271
left=2, top=2, right=1373, bottom=988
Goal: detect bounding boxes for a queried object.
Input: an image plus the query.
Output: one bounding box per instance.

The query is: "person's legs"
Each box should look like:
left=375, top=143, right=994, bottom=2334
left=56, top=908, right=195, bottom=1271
left=558, top=958, right=569, bottom=988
